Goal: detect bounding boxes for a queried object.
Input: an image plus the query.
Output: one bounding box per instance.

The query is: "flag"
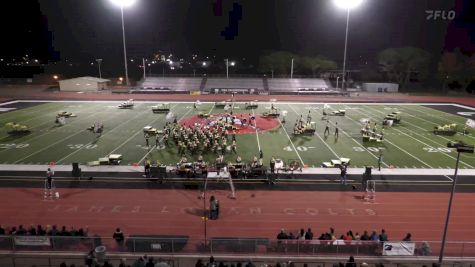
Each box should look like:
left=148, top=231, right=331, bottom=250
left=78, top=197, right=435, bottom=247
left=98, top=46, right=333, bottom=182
left=166, top=111, right=174, bottom=122
left=466, top=119, right=475, bottom=129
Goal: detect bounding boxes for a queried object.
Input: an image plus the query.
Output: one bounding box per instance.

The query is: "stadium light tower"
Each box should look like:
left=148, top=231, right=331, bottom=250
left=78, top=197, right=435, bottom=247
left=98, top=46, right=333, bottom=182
left=439, top=142, right=474, bottom=264
left=333, top=0, right=364, bottom=91
left=109, top=0, right=137, bottom=86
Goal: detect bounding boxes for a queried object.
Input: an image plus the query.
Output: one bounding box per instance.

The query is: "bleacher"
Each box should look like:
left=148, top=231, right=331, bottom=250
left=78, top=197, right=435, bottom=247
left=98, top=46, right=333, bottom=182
left=132, top=77, right=346, bottom=96
left=203, top=78, right=265, bottom=94
left=132, top=77, right=202, bottom=94
left=268, top=78, right=343, bottom=95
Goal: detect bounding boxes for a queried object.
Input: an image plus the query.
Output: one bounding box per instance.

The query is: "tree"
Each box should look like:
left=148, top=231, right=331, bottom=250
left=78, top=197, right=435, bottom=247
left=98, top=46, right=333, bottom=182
left=377, top=47, right=431, bottom=89
left=300, top=56, right=337, bottom=77
left=258, top=51, right=296, bottom=75
left=438, top=49, right=475, bottom=92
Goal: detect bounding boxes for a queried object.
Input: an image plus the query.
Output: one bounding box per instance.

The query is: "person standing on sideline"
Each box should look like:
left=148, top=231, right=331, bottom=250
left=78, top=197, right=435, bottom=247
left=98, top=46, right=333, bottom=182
left=378, top=152, right=383, bottom=171
left=334, top=122, right=339, bottom=138
left=46, top=168, right=54, bottom=189
left=259, top=150, right=263, bottom=159
left=144, top=158, right=151, bottom=178
left=340, top=163, right=347, bottom=185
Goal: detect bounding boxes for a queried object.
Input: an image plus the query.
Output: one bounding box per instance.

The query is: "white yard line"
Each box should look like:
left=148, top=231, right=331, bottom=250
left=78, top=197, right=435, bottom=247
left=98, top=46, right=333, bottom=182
left=56, top=105, right=151, bottom=163
left=342, top=104, right=433, bottom=168
left=251, top=109, right=262, bottom=152
left=13, top=129, right=90, bottom=164
left=401, top=105, right=475, bottom=141
left=108, top=104, right=179, bottom=156
left=364, top=106, right=474, bottom=168
left=277, top=119, right=305, bottom=166
left=137, top=105, right=193, bottom=164
left=0, top=104, right=102, bottom=150
left=287, top=104, right=338, bottom=160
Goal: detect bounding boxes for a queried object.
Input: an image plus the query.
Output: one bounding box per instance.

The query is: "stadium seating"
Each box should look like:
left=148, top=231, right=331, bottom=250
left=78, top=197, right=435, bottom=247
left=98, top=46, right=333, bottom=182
left=137, top=77, right=202, bottom=93
left=204, top=78, right=265, bottom=94
left=268, top=78, right=330, bottom=91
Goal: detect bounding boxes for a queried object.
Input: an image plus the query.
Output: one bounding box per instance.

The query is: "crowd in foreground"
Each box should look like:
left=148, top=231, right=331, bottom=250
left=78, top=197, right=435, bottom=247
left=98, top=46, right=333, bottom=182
left=276, top=227, right=414, bottom=242
left=0, top=224, right=88, bottom=237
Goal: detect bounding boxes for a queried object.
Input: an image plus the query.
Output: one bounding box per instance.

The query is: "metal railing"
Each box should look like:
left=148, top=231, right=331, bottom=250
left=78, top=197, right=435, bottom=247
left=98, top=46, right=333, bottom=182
left=1, top=236, right=475, bottom=258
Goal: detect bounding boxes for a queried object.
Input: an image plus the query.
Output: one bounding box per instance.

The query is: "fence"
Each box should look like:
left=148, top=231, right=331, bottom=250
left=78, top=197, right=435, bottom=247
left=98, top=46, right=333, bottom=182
left=1, top=236, right=475, bottom=258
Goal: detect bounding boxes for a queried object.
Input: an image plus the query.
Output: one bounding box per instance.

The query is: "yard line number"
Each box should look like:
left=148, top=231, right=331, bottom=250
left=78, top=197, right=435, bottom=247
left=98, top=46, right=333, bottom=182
left=67, top=144, right=98, bottom=150
left=0, top=143, right=29, bottom=149
left=423, top=147, right=452, bottom=153
left=353, top=146, right=383, bottom=152
left=283, top=146, right=311, bottom=152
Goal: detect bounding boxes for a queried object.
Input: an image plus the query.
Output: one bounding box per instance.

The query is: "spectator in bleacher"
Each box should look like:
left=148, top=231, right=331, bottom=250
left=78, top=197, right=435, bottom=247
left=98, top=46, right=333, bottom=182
left=277, top=229, right=288, bottom=240
left=103, top=260, right=113, bottom=267
left=305, top=228, right=314, bottom=240
left=288, top=232, right=295, bottom=240
left=379, top=229, right=388, bottom=241
left=195, top=259, right=204, bottom=267
left=345, top=256, right=356, bottom=267
left=0, top=225, right=4, bottom=235
left=298, top=228, right=306, bottom=240
left=60, top=262, right=67, bottom=267
left=344, top=231, right=352, bottom=241
left=132, top=256, right=145, bottom=267
left=70, top=227, right=79, bottom=236
left=360, top=231, right=369, bottom=241
left=27, top=225, right=36, bottom=235
left=17, top=225, right=27, bottom=235
left=208, top=256, right=216, bottom=267
left=420, top=241, right=432, bottom=256
left=77, top=227, right=87, bottom=237
left=354, top=232, right=360, bottom=240
left=402, top=233, right=412, bottom=241
left=145, top=257, right=155, bottom=267
left=113, top=228, right=125, bottom=244
left=37, top=225, right=46, bottom=235
left=370, top=231, right=379, bottom=241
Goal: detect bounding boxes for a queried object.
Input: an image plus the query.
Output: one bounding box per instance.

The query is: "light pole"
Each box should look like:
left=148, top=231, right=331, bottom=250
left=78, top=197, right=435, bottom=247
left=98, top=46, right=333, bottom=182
left=225, top=59, right=235, bottom=79
left=438, top=141, right=473, bottom=265
left=96, top=59, right=103, bottom=79
left=110, top=0, right=137, bottom=86
left=333, top=0, right=363, bottom=91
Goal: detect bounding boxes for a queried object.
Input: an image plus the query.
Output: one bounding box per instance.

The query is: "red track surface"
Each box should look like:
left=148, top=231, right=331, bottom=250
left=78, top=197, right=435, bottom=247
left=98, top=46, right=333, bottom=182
left=1, top=188, right=474, bottom=242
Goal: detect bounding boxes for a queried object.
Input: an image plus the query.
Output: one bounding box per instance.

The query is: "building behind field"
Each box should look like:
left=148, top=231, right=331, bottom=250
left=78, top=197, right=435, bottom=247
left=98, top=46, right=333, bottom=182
left=59, top=76, right=109, bottom=92
left=362, top=82, right=399, bottom=93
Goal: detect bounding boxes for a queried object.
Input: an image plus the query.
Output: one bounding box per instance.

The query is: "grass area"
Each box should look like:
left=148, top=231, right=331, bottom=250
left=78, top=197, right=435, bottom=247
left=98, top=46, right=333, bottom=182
left=0, top=101, right=473, bottom=169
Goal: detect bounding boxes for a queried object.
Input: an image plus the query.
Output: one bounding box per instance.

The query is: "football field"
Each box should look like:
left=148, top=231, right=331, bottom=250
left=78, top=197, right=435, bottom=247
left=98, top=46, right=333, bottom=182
left=0, top=100, right=474, bottom=170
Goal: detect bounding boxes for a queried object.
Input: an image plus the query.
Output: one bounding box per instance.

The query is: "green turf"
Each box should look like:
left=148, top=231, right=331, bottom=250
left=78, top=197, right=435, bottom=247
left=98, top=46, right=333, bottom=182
left=0, top=101, right=473, bottom=169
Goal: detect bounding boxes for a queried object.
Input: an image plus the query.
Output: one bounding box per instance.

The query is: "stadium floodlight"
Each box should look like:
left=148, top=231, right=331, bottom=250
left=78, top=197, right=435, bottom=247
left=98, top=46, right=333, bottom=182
left=110, top=0, right=137, bottom=7
left=333, top=0, right=364, bottom=91
left=109, top=0, right=137, bottom=87
left=230, top=61, right=236, bottom=67
left=333, top=0, right=363, bottom=9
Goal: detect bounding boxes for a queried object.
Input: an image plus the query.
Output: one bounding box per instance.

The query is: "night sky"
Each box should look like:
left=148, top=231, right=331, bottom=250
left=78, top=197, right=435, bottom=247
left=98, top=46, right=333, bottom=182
left=1, top=0, right=473, bottom=76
